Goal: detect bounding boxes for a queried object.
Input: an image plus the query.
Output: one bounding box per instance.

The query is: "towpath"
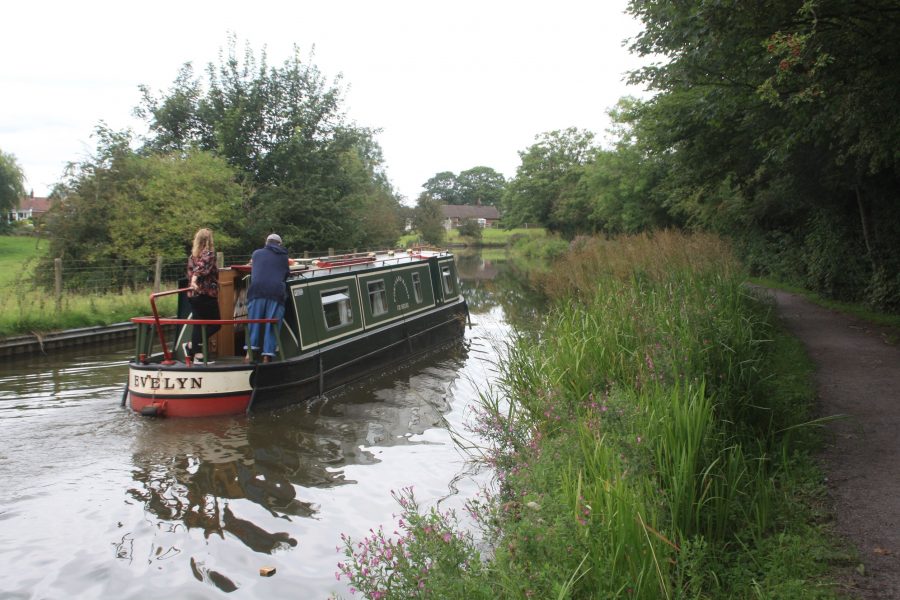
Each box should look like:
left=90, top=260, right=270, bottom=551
left=770, top=289, right=900, bottom=599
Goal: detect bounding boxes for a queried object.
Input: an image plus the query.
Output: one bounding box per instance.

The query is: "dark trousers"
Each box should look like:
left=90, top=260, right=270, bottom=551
left=188, top=294, right=221, bottom=356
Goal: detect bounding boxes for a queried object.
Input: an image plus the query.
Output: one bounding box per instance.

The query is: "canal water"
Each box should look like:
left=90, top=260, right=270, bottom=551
left=0, top=252, right=537, bottom=599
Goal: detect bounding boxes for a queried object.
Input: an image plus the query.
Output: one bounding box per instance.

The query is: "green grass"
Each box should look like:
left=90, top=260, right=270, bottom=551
left=337, top=231, right=847, bottom=599
left=398, top=227, right=547, bottom=249
left=0, top=287, right=177, bottom=337
left=0, top=236, right=179, bottom=337
left=0, top=235, right=44, bottom=286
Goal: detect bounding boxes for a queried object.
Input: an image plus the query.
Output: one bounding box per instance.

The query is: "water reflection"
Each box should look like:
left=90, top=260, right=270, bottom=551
left=0, top=250, right=524, bottom=598
left=125, top=344, right=468, bottom=559
left=456, top=249, right=547, bottom=326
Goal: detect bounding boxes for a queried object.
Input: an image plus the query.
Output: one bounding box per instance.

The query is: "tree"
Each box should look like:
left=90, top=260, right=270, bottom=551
left=422, top=171, right=461, bottom=205
left=456, top=218, right=483, bottom=243
left=136, top=36, right=402, bottom=252
left=624, top=0, right=900, bottom=309
left=0, top=149, right=25, bottom=223
left=502, top=128, right=598, bottom=230
left=456, top=167, right=506, bottom=206
left=413, top=195, right=445, bottom=246
left=421, top=167, right=506, bottom=207
left=44, top=125, right=245, bottom=268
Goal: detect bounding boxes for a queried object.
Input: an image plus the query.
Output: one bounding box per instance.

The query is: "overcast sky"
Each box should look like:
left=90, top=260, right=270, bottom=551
left=1, top=0, right=649, bottom=203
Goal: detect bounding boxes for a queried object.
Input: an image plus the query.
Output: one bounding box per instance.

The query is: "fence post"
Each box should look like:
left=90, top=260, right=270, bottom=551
left=54, top=257, right=62, bottom=311
left=303, top=250, right=309, bottom=259
left=154, top=255, right=163, bottom=293
left=328, top=247, right=334, bottom=257
left=217, top=251, right=224, bottom=269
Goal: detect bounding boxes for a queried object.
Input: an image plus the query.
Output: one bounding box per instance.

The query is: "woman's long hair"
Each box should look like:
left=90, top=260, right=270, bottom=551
left=191, top=228, right=214, bottom=258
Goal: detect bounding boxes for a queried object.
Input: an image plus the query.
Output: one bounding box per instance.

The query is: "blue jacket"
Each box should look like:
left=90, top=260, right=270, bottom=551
left=247, top=243, right=291, bottom=303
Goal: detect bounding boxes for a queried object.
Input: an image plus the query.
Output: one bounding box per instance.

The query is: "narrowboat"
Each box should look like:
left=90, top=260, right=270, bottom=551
left=126, top=249, right=468, bottom=417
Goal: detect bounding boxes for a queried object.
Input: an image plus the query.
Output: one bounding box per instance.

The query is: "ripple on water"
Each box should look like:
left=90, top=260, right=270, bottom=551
left=0, top=290, right=512, bottom=599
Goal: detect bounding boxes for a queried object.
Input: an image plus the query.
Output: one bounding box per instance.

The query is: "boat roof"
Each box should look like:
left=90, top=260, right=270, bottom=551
left=230, top=248, right=455, bottom=281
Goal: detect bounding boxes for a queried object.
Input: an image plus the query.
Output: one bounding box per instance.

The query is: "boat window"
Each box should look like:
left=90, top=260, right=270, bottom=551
left=367, top=280, right=387, bottom=316
left=441, top=265, right=454, bottom=295
left=411, top=272, right=423, bottom=303
left=321, top=289, right=353, bottom=329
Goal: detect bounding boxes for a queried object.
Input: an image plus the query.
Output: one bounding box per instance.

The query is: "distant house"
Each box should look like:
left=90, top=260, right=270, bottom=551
left=440, top=204, right=501, bottom=230
left=6, top=195, right=51, bottom=222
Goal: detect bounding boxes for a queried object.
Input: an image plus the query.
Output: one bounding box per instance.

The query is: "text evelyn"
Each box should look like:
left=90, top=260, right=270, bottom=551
left=133, top=375, right=203, bottom=390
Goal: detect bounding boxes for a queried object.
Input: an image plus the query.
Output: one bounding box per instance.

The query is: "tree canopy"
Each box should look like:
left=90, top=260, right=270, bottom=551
left=421, top=166, right=506, bottom=206
left=132, top=37, right=401, bottom=253
left=41, top=36, right=402, bottom=269
left=413, top=195, right=445, bottom=246
left=44, top=126, right=244, bottom=266
left=622, top=0, right=900, bottom=309
left=0, top=149, right=25, bottom=221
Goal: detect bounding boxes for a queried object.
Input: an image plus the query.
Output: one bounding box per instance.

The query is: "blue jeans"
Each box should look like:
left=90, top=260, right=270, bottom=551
left=246, top=298, right=285, bottom=357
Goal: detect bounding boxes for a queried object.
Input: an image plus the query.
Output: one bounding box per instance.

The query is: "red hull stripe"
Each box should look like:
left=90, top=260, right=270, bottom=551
left=130, top=392, right=251, bottom=417
left=130, top=389, right=250, bottom=401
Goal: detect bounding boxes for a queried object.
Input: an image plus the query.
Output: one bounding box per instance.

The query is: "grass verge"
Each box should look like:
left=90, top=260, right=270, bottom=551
left=0, top=235, right=179, bottom=338
left=335, top=231, right=848, bottom=599
left=0, top=287, right=177, bottom=338
left=398, top=228, right=547, bottom=249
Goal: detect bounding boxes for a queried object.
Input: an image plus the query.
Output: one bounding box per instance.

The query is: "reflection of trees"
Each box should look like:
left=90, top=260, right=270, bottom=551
left=460, top=279, right=500, bottom=313
left=455, top=252, right=548, bottom=327
left=492, top=262, right=548, bottom=328
left=127, top=345, right=470, bottom=558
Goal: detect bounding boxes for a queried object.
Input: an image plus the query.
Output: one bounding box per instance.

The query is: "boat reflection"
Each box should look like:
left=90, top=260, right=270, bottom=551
left=126, top=342, right=468, bottom=557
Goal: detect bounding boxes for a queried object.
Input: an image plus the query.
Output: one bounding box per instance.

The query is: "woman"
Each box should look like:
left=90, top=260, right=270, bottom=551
left=184, top=228, right=220, bottom=362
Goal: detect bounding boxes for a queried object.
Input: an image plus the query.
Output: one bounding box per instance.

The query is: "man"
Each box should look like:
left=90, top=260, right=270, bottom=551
left=245, top=233, right=291, bottom=363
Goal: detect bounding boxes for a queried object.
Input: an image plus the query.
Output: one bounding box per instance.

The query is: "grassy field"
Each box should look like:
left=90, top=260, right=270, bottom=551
left=398, top=227, right=547, bottom=248
left=0, top=235, right=176, bottom=337
left=0, top=235, right=44, bottom=286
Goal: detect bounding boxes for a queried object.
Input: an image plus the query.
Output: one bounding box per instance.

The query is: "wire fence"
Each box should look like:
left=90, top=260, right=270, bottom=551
left=0, top=246, right=400, bottom=300
left=2, top=255, right=239, bottom=299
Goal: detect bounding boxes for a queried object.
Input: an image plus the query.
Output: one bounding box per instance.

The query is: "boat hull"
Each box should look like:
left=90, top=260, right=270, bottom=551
left=127, top=297, right=467, bottom=417
left=128, top=366, right=253, bottom=417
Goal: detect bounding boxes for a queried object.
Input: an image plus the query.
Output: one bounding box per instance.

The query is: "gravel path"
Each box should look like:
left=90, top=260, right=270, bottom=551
left=771, top=289, right=900, bottom=599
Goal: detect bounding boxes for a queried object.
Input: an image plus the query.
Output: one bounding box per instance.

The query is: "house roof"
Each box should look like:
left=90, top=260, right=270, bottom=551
left=440, top=204, right=501, bottom=220
left=18, top=196, right=51, bottom=213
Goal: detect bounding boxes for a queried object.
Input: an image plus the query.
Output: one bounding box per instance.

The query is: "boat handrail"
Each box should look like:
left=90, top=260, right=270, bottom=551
left=140, top=287, right=277, bottom=364
left=131, top=317, right=279, bottom=326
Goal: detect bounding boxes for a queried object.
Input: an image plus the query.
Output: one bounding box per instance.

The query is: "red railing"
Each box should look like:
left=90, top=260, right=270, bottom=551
left=132, top=287, right=276, bottom=364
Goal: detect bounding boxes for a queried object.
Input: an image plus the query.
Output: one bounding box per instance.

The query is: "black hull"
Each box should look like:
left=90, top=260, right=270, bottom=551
left=247, top=297, right=468, bottom=411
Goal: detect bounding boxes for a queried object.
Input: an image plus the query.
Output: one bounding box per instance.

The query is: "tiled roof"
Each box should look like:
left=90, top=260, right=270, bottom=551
left=440, top=204, right=500, bottom=220
left=19, top=196, right=51, bottom=213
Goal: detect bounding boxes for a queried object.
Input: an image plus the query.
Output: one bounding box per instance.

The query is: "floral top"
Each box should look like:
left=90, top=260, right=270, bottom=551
left=187, top=250, right=218, bottom=298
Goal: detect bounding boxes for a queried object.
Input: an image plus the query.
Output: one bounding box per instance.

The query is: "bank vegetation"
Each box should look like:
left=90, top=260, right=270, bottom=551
left=336, top=231, right=847, bottom=599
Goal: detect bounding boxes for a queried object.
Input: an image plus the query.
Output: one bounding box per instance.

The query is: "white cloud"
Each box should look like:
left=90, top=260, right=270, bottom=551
left=0, top=0, right=648, bottom=200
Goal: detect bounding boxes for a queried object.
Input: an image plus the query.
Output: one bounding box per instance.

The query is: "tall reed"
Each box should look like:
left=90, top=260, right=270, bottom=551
left=471, top=232, right=828, bottom=596
left=336, top=231, right=840, bottom=599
